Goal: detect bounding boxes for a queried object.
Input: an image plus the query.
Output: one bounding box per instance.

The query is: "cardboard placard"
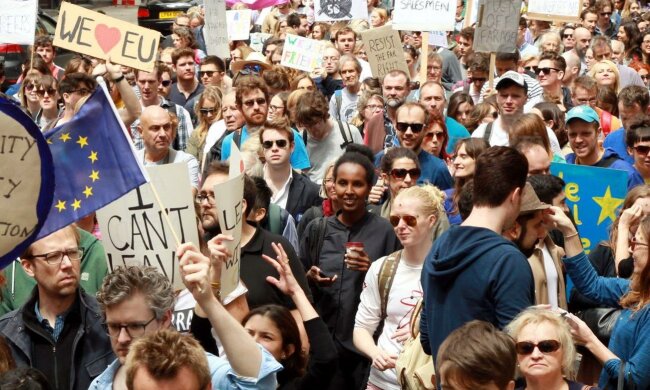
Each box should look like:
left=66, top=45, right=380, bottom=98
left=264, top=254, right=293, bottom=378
left=214, top=145, right=245, bottom=298
left=226, top=9, right=251, bottom=41
left=360, top=25, right=410, bottom=80
left=53, top=2, right=160, bottom=72
left=96, top=163, right=199, bottom=290
left=473, top=0, right=522, bottom=53
left=203, top=0, right=230, bottom=58
left=250, top=32, right=273, bottom=53
left=280, top=34, right=325, bottom=72
left=550, top=163, right=628, bottom=254
left=392, top=0, right=456, bottom=31
left=0, top=0, right=37, bottom=45
left=527, top=0, right=581, bottom=23
left=314, top=0, right=369, bottom=22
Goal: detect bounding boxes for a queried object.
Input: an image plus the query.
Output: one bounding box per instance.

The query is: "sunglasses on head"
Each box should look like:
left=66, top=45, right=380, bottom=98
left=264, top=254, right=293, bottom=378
left=395, top=122, right=425, bottom=133
left=515, top=340, right=561, bottom=355
left=262, top=139, right=289, bottom=149
left=161, top=80, right=172, bottom=87
left=242, top=97, right=267, bottom=107
left=634, top=144, right=650, bottom=154
left=390, top=168, right=421, bottom=180
left=36, top=87, right=56, bottom=97
left=389, top=214, right=418, bottom=227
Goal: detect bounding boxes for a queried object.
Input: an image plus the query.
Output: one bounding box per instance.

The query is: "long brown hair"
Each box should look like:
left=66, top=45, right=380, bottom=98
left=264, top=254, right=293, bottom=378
left=451, top=138, right=489, bottom=214
left=620, top=215, right=650, bottom=310
left=607, top=185, right=650, bottom=256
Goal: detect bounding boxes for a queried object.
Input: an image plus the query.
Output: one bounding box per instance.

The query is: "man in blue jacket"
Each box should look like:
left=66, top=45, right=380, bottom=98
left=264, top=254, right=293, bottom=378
left=420, top=146, right=535, bottom=361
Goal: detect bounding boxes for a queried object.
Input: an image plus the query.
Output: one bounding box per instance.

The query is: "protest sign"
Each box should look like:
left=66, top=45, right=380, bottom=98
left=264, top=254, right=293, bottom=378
left=314, top=0, right=368, bottom=22
left=527, top=0, right=581, bottom=22
left=0, top=0, right=37, bottom=45
left=214, top=145, right=246, bottom=297
left=203, top=0, right=229, bottom=58
left=360, top=25, right=409, bottom=80
left=392, top=0, right=455, bottom=31
left=0, top=97, right=54, bottom=268
left=428, top=31, right=448, bottom=48
left=550, top=163, right=628, bottom=254
left=250, top=32, right=272, bottom=53
left=473, top=0, right=522, bottom=53
left=54, top=2, right=160, bottom=72
left=227, top=9, right=251, bottom=41
left=96, top=163, right=199, bottom=290
left=281, top=34, right=325, bottom=72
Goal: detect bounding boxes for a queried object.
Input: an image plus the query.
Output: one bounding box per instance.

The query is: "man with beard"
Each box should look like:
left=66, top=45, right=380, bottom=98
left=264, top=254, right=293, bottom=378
left=502, top=183, right=568, bottom=309
left=571, top=27, right=592, bottom=72
left=220, top=76, right=310, bottom=170
left=381, top=70, right=411, bottom=148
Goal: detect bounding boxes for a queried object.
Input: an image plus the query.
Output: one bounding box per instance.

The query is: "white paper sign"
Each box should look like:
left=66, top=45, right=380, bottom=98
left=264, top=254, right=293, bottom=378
left=280, top=34, right=325, bottom=72
left=204, top=0, right=229, bottom=58
left=227, top=9, right=251, bottom=41
left=527, top=0, right=581, bottom=22
left=314, top=0, right=369, bottom=22
left=96, top=163, right=199, bottom=290
left=392, top=0, right=455, bottom=31
left=0, top=0, right=37, bottom=45
left=428, top=31, right=448, bottom=48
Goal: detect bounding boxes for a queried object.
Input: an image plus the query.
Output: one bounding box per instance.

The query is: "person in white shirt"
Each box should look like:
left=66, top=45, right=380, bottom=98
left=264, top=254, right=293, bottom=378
left=329, top=55, right=361, bottom=123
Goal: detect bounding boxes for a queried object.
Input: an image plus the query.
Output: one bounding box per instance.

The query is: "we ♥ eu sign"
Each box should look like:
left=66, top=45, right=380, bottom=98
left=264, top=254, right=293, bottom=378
left=54, top=2, right=160, bottom=72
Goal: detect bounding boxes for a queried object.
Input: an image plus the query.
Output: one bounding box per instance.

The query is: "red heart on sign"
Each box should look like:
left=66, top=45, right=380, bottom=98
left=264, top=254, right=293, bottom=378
left=95, top=24, right=121, bottom=54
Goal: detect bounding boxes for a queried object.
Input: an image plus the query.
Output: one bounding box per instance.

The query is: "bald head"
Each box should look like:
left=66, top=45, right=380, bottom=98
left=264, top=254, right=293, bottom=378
left=138, top=105, right=175, bottom=158
left=573, top=27, right=592, bottom=58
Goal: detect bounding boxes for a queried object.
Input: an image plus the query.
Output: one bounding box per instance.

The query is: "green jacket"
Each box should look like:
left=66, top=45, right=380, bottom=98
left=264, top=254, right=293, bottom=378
left=0, top=229, right=108, bottom=316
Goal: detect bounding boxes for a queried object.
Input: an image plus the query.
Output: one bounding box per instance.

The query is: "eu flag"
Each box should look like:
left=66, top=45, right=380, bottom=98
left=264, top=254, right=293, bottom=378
left=37, top=87, right=147, bottom=239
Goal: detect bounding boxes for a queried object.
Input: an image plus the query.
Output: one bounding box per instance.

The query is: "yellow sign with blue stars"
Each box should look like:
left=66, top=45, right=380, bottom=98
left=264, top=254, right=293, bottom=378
left=550, top=163, right=627, bottom=254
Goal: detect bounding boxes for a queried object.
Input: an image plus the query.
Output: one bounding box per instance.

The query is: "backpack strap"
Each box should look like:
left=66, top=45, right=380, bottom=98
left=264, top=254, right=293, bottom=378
left=337, top=120, right=353, bottom=149
left=335, top=89, right=342, bottom=121
left=267, top=203, right=282, bottom=235
left=233, top=131, right=242, bottom=148
left=482, top=122, right=494, bottom=144
left=410, top=298, right=424, bottom=338
left=308, top=217, right=328, bottom=268
left=378, top=250, right=402, bottom=322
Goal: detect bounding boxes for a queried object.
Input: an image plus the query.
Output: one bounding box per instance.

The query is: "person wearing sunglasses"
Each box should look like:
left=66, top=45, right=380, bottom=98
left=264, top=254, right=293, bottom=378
left=158, top=64, right=174, bottom=99
left=18, top=72, right=43, bottom=120
left=353, top=184, right=444, bottom=390
left=186, top=87, right=223, bottom=168
left=595, top=0, right=617, bottom=39
left=371, top=147, right=420, bottom=217
left=53, top=72, right=97, bottom=127
left=35, top=75, right=60, bottom=131
left=506, top=308, right=588, bottom=390
left=561, top=25, right=577, bottom=52
left=455, top=52, right=489, bottom=104
left=419, top=82, right=470, bottom=156
left=537, top=52, right=573, bottom=111
left=626, top=116, right=650, bottom=182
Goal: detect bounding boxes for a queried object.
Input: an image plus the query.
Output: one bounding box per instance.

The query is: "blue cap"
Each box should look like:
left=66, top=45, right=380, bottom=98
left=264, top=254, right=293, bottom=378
left=566, top=105, right=600, bottom=125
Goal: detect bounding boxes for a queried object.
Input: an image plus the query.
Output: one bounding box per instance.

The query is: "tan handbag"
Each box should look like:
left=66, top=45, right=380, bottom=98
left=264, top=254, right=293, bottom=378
left=395, top=299, right=436, bottom=390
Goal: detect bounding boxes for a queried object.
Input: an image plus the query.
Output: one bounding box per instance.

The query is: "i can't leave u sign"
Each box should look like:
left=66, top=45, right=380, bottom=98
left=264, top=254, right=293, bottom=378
left=54, top=2, right=160, bottom=72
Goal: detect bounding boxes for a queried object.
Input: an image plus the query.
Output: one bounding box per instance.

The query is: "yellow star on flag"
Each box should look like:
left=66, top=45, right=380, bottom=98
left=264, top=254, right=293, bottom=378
left=88, top=151, right=98, bottom=163
left=592, top=186, right=624, bottom=225
left=76, top=136, right=88, bottom=148
left=89, top=170, right=100, bottom=182
left=71, top=199, right=81, bottom=211
left=47, top=139, right=53, bottom=145
left=83, top=186, right=93, bottom=198
left=59, top=133, right=71, bottom=142
left=55, top=200, right=66, bottom=212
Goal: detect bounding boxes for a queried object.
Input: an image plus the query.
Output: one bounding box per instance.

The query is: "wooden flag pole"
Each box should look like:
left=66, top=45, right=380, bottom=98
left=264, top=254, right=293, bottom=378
left=464, top=0, right=474, bottom=28
left=419, top=32, right=430, bottom=83
left=488, top=52, right=496, bottom=90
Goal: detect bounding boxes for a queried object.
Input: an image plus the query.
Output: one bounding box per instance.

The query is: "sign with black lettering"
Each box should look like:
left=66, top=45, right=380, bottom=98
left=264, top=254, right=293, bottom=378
left=360, top=25, right=410, bottom=80
left=473, top=0, right=522, bottom=53
left=392, top=0, right=455, bottom=31
left=53, top=2, right=160, bottom=72
left=314, top=0, right=368, bottom=22
left=95, top=163, right=199, bottom=290
left=203, top=0, right=229, bottom=58
left=0, top=0, right=37, bottom=45
left=527, top=0, right=581, bottom=22
left=0, top=97, right=54, bottom=267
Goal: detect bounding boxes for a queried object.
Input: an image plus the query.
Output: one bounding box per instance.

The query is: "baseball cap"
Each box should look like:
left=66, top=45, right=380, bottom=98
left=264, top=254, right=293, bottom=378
left=565, top=105, right=600, bottom=126
left=496, top=71, right=527, bottom=93
left=519, top=182, right=550, bottom=215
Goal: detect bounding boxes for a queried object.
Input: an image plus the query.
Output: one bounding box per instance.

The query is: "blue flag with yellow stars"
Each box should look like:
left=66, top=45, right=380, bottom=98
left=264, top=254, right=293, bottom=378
left=37, top=87, right=147, bottom=239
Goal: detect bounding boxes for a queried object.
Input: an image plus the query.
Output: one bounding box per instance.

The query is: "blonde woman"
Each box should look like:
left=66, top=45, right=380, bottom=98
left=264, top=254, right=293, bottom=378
left=187, top=87, right=223, bottom=168
left=588, top=60, right=621, bottom=92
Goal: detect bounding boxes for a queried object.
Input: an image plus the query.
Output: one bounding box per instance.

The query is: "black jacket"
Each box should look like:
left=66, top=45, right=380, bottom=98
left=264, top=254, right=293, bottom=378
left=286, top=171, right=321, bottom=222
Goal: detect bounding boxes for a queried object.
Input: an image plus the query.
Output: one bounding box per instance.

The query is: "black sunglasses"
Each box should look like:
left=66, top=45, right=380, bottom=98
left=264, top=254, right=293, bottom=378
left=242, top=97, right=267, bottom=107
left=200, top=108, right=216, bottom=114
left=389, top=214, right=418, bottom=227
left=395, top=122, right=425, bottom=133
left=538, top=67, right=560, bottom=75
left=199, top=70, right=217, bottom=77
left=262, top=139, right=289, bottom=149
left=634, top=145, right=650, bottom=154
left=161, top=80, right=172, bottom=87
left=36, top=87, right=56, bottom=97
left=515, top=340, right=561, bottom=355
left=562, top=33, right=573, bottom=38
left=389, top=168, right=421, bottom=180
left=600, top=12, right=612, bottom=16
left=525, top=66, right=539, bottom=73
left=471, top=77, right=487, bottom=82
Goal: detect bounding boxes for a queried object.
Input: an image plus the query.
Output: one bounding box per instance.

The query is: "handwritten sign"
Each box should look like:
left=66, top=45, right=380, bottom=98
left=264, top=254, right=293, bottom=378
left=281, top=34, right=325, bottom=72
left=226, top=9, right=251, bottom=41
left=250, top=32, right=272, bottom=53
left=428, top=30, right=449, bottom=48
left=215, top=145, right=245, bottom=297
left=550, top=163, right=628, bottom=254
left=0, top=0, right=37, bottom=45
left=392, top=0, right=455, bottom=31
left=473, top=0, right=522, bottom=53
left=0, top=97, right=54, bottom=268
left=360, top=25, right=410, bottom=80
left=96, top=163, right=199, bottom=290
left=314, top=0, right=369, bottom=22
left=203, top=0, right=229, bottom=58
left=527, top=0, right=581, bottom=22
left=53, top=2, right=160, bottom=72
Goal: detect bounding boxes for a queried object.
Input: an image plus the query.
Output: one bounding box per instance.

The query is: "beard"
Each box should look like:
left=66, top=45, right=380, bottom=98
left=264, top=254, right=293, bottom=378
left=386, top=96, right=405, bottom=109
left=513, top=234, right=537, bottom=258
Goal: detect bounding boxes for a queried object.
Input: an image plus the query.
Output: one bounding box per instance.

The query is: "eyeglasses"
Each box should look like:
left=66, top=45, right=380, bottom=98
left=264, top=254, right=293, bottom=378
left=395, top=122, right=425, bottom=133
left=389, top=168, right=421, bottom=180
left=425, top=131, right=445, bottom=140
left=641, top=75, right=650, bottom=81
left=195, top=193, right=216, bottom=205
left=28, top=248, right=84, bottom=265
left=524, top=66, right=539, bottom=73
left=242, top=97, right=267, bottom=107
left=635, top=144, right=650, bottom=155
left=200, top=108, right=216, bottom=115
left=199, top=70, right=218, bottom=77
left=36, top=87, right=56, bottom=97
left=600, top=12, right=612, bottom=16
left=105, top=317, right=156, bottom=339
left=72, top=88, right=91, bottom=96
left=365, top=104, right=384, bottom=111
left=389, top=214, right=418, bottom=227
left=538, top=67, right=560, bottom=75
left=515, top=340, right=561, bottom=355
left=470, top=77, right=487, bottom=83
left=268, top=104, right=284, bottom=112
left=262, top=139, right=289, bottom=149
left=427, top=65, right=442, bottom=73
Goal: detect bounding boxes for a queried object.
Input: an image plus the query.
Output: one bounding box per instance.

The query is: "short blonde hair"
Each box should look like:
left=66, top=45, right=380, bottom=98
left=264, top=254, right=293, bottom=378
left=588, top=60, right=621, bottom=92
left=394, top=184, right=445, bottom=218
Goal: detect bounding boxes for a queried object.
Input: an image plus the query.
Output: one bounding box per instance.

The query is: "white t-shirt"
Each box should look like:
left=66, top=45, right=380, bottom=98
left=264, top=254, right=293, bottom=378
left=354, top=255, right=423, bottom=390
left=305, top=120, right=362, bottom=184
left=471, top=117, right=562, bottom=155
left=541, top=243, right=560, bottom=309
left=329, top=88, right=359, bottom=123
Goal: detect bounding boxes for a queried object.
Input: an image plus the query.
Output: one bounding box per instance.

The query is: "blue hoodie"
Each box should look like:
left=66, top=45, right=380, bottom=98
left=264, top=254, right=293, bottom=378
left=565, top=147, right=643, bottom=191
left=420, top=225, right=535, bottom=358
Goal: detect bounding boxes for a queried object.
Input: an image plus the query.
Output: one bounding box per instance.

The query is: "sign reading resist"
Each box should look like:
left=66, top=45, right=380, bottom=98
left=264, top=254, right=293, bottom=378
left=360, top=25, right=410, bottom=80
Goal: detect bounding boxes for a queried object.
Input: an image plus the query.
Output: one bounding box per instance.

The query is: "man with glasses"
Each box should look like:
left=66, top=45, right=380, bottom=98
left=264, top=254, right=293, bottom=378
left=419, top=81, right=470, bottom=155
left=537, top=52, right=573, bottom=110
left=594, top=0, right=617, bottom=39
left=0, top=226, right=114, bottom=390
left=571, top=75, right=623, bottom=137
left=454, top=52, right=489, bottom=104
left=55, top=72, right=97, bottom=127
left=561, top=25, right=576, bottom=52
left=625, top=115, right=650, bottom=182
left=316, top=46, right=343, bottom=100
